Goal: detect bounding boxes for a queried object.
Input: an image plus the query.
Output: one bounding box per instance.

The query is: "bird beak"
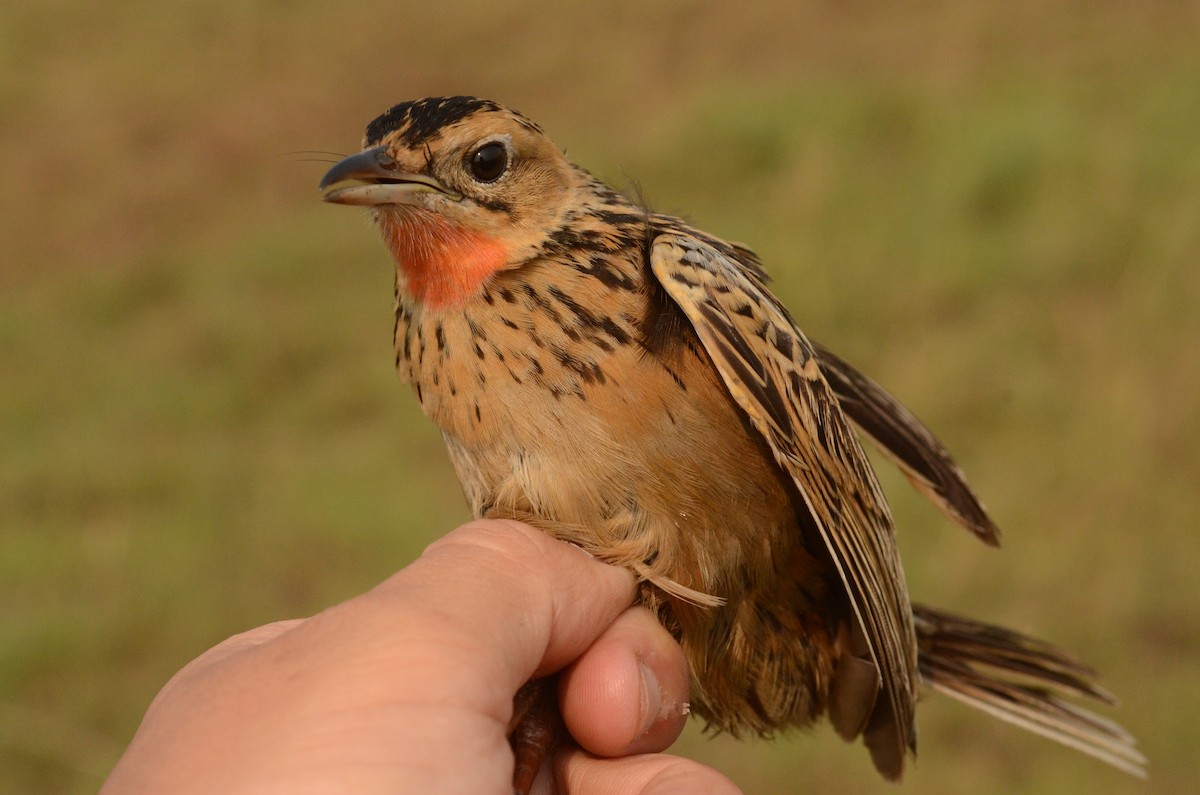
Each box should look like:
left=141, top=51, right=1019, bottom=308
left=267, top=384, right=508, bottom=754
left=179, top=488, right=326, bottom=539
left=319, top=146, right=457, bottom=206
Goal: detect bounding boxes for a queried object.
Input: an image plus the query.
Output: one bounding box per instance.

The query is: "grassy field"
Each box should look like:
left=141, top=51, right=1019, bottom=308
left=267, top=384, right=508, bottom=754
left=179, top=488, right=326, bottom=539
left=2, top=2, right=1198, bottom=792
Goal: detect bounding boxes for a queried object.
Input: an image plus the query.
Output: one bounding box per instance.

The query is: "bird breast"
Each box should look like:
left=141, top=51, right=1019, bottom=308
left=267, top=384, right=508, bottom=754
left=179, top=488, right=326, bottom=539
left=393, top=257, right=800, bottom=604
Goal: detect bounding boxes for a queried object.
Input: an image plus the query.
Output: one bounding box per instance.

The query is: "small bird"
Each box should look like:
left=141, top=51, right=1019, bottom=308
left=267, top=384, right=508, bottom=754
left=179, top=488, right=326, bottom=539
left=319, top=96, right=1144, bottom=789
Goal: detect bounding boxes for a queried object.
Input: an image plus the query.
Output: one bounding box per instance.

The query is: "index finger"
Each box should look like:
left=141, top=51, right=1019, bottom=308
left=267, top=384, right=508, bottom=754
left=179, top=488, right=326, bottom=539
left=301, top=519, right=637, bottom=720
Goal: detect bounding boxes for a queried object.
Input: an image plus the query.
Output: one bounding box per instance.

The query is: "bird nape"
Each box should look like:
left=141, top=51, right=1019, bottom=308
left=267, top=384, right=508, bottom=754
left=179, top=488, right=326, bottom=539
left=318, top=95, right=1145, bottom=791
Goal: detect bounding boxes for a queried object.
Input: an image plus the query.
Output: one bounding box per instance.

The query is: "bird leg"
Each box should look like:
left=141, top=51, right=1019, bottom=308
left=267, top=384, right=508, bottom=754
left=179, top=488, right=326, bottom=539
left=477, top=510, right=594, bottom=792
left=508, top=677, right=564, bottom=795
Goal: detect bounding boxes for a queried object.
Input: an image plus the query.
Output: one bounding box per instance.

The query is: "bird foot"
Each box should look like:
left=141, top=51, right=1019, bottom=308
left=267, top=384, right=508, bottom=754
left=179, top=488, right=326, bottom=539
left=509, top=677, right=563, bottom=795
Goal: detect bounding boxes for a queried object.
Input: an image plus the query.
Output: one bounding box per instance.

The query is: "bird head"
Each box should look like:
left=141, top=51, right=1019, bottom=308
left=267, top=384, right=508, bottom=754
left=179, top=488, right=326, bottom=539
left=320, top=96, right=575, bottom=308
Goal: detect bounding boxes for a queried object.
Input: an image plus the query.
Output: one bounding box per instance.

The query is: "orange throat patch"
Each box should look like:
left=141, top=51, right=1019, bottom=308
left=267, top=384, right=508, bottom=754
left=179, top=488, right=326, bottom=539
left=377, top=209, right=508, bottom=308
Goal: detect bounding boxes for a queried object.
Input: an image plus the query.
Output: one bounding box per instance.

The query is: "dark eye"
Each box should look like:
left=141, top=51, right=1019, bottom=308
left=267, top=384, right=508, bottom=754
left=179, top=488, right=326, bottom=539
left=469, top=142, right=508, bottom=182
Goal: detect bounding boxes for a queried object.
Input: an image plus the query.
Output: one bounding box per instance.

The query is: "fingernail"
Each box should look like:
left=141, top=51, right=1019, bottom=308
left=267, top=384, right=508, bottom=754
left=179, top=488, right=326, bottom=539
left=567, top=541, right=597, bottom=559
left=638, top=660, right=663, bottom=738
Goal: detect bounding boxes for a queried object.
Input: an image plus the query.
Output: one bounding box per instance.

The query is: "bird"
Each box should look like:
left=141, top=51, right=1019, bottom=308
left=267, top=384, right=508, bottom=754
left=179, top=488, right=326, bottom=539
left=318, top=96, right=1144, bottom=790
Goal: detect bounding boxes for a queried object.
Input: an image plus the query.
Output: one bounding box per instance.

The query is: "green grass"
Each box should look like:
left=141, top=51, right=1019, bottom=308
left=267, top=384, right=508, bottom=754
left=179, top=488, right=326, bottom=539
left=2, top=2, right=1198, bottom=792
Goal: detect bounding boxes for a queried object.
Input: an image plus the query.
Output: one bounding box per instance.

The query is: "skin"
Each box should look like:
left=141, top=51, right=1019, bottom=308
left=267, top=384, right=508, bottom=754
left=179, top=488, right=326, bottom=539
left=99, top=520, right=742, bottom=795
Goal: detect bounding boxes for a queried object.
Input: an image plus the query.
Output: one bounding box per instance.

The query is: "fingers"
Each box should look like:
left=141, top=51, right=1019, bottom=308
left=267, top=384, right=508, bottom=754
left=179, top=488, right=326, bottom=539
left=420, top=519, right=637, bottom=677
left=101, top=520, right=721, bottom=795
left=191, top=620, right=307, bottom=665
left=148, top=619, right=308, bottom=707
left=302, top=519, right=637, bottom=720
left=556, top=751, right=743, bottom=795
left=559, top=606, right=690, bottom=757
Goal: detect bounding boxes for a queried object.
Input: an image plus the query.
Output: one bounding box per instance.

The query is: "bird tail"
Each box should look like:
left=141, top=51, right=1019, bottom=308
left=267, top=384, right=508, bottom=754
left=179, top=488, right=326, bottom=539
left=913, top=604, right=1146, bottom=777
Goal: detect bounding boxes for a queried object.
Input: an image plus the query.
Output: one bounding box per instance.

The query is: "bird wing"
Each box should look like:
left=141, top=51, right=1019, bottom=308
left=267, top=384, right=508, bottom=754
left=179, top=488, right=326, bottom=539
left=813, top=342, right=1001, bottom=546
left=707, top=234, right=999, bottom=546
left=650, top=232, right=918, bottom=776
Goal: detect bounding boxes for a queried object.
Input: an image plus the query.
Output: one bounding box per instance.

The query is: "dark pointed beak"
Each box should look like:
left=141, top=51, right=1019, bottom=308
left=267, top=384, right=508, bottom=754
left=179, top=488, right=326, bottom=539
left=319, top=146, right=455, bottom=206
left=318, top=146, right=399, bottom=190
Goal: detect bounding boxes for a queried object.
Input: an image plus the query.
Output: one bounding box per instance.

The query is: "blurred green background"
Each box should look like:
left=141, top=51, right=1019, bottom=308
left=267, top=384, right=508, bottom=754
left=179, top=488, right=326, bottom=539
left=2, top=1, right=1197, bottom=792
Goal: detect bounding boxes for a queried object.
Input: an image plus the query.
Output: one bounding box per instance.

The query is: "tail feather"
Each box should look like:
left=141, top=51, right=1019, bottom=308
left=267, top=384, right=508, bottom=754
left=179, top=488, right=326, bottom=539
left=914, top=604, right=1146, bottom=777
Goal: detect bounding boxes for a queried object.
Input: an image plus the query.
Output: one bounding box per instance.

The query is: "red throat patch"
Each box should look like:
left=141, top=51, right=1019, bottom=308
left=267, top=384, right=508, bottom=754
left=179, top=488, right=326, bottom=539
left=377, top=210, right=508, bottom=308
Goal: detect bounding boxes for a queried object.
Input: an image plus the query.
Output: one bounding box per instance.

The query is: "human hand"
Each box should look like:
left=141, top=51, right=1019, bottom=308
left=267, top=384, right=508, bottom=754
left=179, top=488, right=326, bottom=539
left=100, top=519, right=741, bottom=794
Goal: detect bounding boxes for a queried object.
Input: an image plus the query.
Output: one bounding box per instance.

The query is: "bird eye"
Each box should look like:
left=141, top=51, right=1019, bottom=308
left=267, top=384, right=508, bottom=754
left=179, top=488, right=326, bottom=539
left=469, top=141, right=508, bottom=183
